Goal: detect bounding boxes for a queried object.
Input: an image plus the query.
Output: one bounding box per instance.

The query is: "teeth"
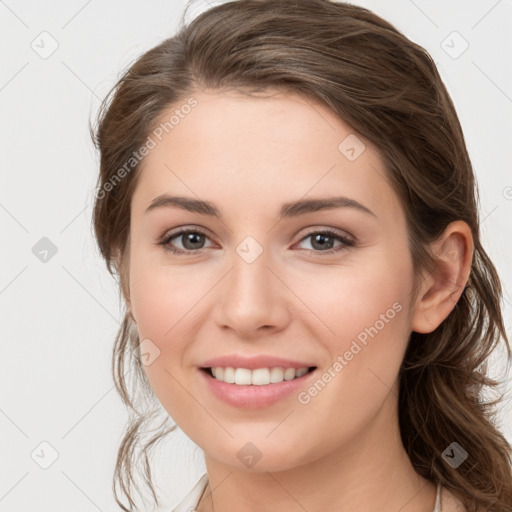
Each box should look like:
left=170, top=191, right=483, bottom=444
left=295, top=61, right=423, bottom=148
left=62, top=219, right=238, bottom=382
left=209, top=366, right=311, bottom=385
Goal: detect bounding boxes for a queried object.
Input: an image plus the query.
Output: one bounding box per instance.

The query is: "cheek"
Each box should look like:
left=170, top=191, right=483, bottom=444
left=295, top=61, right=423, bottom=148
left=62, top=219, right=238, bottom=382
left=129, top=268, right=195, bottom=369
left=304, top=245, right=413, bottom=390
left=129, top=245, right=204, bottom=340
left=286, top=278, right=411, bottom=462
left=128, top=251, right=214, bottom=420
left=129, top=277, right=200, bottom=427
left=305, top=246, right=412, bottom=353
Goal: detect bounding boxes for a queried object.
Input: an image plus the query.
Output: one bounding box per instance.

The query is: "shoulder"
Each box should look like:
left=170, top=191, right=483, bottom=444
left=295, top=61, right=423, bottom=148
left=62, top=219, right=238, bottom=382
left=441, top=486, right=467, bottom=512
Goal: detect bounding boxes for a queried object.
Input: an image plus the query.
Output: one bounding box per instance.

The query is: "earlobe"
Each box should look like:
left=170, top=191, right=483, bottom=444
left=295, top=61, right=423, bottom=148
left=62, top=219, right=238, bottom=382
left=411, top=220, right=474, bottom=334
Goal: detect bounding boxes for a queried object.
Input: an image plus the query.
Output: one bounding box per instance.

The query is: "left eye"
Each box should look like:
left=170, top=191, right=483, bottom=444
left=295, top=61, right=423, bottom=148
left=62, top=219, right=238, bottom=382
left=296, top=230, right=354, bottom=253
left=158, top=228, right=354, bottom=256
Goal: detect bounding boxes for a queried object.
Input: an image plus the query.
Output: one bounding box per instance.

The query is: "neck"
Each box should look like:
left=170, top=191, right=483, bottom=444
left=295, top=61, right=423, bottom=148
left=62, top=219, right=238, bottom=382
left=196, top=383, right=437, bottom=512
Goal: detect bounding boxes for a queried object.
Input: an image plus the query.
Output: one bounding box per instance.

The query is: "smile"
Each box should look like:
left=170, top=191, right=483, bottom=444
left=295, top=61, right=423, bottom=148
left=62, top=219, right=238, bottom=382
left=199, top=366, right=318, bottom=409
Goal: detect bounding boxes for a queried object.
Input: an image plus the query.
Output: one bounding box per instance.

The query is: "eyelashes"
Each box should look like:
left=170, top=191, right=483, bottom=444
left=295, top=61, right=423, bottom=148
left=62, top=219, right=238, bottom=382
left=157, top=227, right=355, bottom=256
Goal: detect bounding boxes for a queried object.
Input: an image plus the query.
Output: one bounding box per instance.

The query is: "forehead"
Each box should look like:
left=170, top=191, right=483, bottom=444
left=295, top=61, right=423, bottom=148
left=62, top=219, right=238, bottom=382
left=131, top=88, right=403, bottom=223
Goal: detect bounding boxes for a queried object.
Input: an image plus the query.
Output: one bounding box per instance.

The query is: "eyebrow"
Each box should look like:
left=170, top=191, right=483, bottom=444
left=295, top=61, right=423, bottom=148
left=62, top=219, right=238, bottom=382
left=144, top=194, right=377, bottom=219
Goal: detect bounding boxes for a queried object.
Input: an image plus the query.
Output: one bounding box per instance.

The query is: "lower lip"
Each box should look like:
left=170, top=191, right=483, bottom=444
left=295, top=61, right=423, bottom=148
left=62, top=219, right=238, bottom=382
left=198, top=368, right=317, bottom=409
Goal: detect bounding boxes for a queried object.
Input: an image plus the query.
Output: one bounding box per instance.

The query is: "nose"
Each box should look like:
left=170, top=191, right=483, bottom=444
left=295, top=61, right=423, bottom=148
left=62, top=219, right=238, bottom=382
left=212, top=243, right=292, bottom=340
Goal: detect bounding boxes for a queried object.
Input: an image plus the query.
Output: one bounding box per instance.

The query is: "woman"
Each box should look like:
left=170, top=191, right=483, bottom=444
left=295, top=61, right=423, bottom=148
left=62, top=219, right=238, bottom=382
left=91, top=1, right=512, bottom=510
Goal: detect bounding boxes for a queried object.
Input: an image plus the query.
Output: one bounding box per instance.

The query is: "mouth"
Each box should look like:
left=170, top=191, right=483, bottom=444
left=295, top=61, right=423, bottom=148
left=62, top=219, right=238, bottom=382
left=199, top=365, right=319, bottom=409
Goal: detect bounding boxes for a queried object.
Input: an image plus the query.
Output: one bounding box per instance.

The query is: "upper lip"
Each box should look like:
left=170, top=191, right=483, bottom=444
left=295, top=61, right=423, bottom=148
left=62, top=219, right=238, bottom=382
left=200, top=355, right=316, bottom=370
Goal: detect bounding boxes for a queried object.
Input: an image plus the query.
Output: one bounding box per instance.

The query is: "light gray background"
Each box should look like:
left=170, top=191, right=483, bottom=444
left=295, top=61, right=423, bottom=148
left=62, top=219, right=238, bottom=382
left=1, top=0, right=511, bottom=510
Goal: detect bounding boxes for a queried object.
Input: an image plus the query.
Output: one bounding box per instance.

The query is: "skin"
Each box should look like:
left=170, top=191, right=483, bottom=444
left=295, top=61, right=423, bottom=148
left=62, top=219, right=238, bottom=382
left=125, top=88, right=473, bottom=512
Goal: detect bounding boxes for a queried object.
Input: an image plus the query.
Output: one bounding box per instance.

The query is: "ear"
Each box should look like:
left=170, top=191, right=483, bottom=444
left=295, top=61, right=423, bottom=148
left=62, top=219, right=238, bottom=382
left=411, top=220, right=474, bottom=334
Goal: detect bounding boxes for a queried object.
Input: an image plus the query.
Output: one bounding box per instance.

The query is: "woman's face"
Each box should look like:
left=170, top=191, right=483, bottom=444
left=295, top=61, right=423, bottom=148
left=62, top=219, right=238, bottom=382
left=127, top=88, right=418, bottom=471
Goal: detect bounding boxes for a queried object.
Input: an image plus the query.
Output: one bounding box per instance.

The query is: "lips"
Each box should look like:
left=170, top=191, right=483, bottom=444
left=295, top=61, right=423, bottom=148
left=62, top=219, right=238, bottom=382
left=199, top=364, right=318, bottom=408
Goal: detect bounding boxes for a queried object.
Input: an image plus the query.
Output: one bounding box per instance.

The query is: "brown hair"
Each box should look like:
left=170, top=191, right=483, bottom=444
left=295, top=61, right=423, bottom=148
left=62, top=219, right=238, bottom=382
left=90, top=1, right=512, bottom=510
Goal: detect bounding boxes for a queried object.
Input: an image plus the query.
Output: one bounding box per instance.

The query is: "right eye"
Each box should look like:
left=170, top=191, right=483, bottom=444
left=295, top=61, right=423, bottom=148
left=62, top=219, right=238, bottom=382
left=159, top=229, right=215, bottom=255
